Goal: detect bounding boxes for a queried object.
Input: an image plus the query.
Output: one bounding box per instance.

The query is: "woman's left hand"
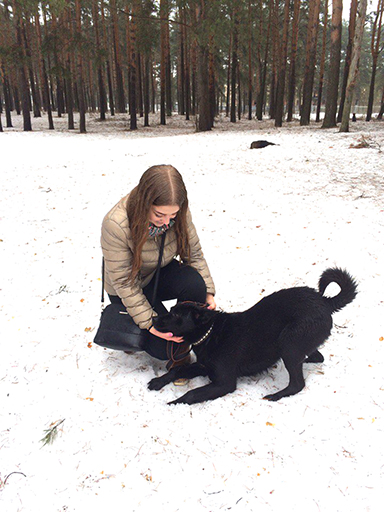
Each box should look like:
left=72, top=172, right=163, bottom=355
left=206, top=293, right=216, bottom=310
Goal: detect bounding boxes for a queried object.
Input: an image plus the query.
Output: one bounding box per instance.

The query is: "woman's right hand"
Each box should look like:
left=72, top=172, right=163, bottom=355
left=149, top=326, right=184, bottom=343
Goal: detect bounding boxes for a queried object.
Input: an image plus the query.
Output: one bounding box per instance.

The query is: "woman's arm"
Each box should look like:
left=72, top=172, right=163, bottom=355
left=101, top=216, right=155, bottom=330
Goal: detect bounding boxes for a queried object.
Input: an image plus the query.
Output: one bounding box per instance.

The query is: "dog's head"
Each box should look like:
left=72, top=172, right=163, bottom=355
left=153, top=302, right=215, bottom=337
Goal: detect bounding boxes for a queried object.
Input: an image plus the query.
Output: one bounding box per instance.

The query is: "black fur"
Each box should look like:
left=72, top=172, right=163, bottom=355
left=148, top=268, right=357, bottom=405
left=250, top=140, right=277, bottom=149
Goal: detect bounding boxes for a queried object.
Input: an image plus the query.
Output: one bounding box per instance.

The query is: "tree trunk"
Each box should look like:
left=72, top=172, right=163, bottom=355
left=366, top=0, right=383, bottom=121
left=337, top=0, right=358, bottom=122
left=377, top=85, right=384, bottom=119
left=269, top=0, right=278, bottom=119
left=0, top=64, right=13, bottom=128
left=35, top=8, right=54, bottom=129
left=160, top=0, right=168, bottom=125
left=128, top=2, right=138, bottom=130
left=184, top=8, right=191, bottom=121
left=178, top=7, right=185, bottom=115
left=209, top=37, right=215, bottom=125
left=110, top=0, right=126, bottom=113
left=24, top=19, right=41, bottom=118
left=256, top=0, right=271, bottom=120
left=49, top=11, right=65, bottom=118
left=92, top=0, right=107, bottom=121
left=165, top=4, right=172, bottom=116
left=101, top=0, right=115, bottom=116
left=12, top=0, right=32, bottom=131
left=322, top=0, right=343, bottom=128
left=195, top=0, right=211, bottom=132
left=143, top=55, right=150, bottom=126
left=197, top=43, right=211, bottom=131
left=300, top=0, right=321, bottom=126
left=230, top=10, right=239, bottom=123
left=275, top=0, right=290, bottom=127
left=75, top=0, right=86, bottom=133
left=247, top=0, right=253, bottom=120
left=226, top=33, right=231, bottom=117
left=191, top=40, right=197, bottom=116
left=287, top=0, right=301, bottom=122
left=366, top=61, right=378, bottom=122
left=340, top=0, right=368, bottom=132
left=316, top=0, right=329, bottom=122
left=237, top=60, right=241, bottom=121
left=64, top=0, right=75, bottom=129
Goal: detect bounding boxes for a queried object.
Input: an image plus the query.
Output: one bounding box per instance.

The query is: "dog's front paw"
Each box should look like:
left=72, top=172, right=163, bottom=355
left=148, top=377, right=166, bottom=391
left=168, top=397, right=187, bottom=405
left=263, top=393, right=282, bottom=402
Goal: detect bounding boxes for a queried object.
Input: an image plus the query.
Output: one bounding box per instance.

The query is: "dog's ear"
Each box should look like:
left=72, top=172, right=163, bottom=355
left=192, top=306, right=213, bottom=324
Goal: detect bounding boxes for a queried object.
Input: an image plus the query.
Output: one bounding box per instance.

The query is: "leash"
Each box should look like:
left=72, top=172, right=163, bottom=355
left=165, top=320, right=215, bottom=370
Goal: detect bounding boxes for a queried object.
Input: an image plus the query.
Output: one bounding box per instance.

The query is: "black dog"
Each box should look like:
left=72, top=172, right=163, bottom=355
left=250, top=140, right=277, bottom=149
left=148, top=268, right=357, bottom=405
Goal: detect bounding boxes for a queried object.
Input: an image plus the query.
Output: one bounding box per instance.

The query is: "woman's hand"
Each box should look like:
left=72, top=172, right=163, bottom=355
left=206, top=293, right=216, bottom=310
left=149, top=326, right=184, bottom=343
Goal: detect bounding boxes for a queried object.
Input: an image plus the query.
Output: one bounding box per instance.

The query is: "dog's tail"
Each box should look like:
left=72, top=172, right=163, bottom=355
left=318, top=267, right=358, bottom=313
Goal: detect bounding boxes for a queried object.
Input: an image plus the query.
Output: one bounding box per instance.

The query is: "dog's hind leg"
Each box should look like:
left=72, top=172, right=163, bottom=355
left=263, top=349, right=306, bottom=401
left=305, top=349, right=324, bottom=363
left=148, top=362, right=208, bottom=391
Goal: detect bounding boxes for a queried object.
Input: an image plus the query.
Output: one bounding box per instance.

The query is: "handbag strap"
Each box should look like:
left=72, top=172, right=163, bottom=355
left=151, top=231, right=166, bottom=304
left=101, top=257, right=105, bottom=306
left=101, top=231, right=167, bottom=307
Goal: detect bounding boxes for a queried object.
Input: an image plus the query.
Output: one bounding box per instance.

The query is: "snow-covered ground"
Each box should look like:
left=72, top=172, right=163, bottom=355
left=1, top=113, right=383, bottom=511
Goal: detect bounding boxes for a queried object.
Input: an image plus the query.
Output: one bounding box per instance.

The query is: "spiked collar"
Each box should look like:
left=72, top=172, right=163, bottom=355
left=192, top=322, right=214, bottom=346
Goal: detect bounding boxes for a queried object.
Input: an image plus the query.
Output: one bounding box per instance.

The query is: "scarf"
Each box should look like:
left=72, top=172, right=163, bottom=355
left=148, top=218, right=175, bottom=238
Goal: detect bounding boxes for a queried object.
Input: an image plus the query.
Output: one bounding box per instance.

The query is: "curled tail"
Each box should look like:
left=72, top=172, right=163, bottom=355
left=318, top=267, right=358, bottom=313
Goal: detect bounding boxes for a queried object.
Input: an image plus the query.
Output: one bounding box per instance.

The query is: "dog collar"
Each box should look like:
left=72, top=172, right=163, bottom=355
left=192, top=323, right=214, bottom=346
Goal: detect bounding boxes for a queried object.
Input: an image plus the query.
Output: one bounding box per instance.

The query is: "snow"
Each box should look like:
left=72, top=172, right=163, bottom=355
left=1, top=113, right=383, bottom=511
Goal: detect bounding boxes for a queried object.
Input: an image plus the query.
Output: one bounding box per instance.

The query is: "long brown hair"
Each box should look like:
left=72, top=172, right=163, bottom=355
left=127, top=165, right=190, bottom=283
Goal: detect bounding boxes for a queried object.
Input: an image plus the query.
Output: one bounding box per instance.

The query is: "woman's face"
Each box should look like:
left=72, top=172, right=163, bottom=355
left=148, top=204, right=180, bottom=227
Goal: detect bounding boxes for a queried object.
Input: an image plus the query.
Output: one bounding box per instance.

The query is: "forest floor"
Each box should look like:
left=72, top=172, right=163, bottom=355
left=1, top=112, right=384, bottom=511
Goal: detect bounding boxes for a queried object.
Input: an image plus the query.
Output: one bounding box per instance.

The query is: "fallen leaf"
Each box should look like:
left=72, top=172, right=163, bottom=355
left=84, top=327, right=92, bottom=332
left=80, top=299, right=85, bottom=303
left=266, top=422, right=275, bottom=427
left=86, top=397, right=94, bottom=401
left=87, top=342, right=92, bottom=348
left=379, top=337, right=383, bottom=341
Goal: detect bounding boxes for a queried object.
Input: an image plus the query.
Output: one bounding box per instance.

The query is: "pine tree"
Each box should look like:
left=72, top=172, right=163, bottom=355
left=300, top=0, right=321, bottom=126
left=315, top=0, right=329, bottom=122
left=275, top=0, right=290, bottom=127
left=340, top=0, right=368, bottom=132
left=322, top=0, right=343, bottom=129
left=337, top=0, right=358, bottom=122
left=287, top=0, right=301, bottom=122
left=366, top=0, right=383, bottom=121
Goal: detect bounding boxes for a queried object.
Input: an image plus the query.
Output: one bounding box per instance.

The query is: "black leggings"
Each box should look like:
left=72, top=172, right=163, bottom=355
left=109, top=260, right=207, bottom=360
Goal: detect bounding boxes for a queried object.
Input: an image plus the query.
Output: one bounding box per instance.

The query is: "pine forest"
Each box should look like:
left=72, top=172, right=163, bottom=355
left=0, top=0, right=383, bottom=134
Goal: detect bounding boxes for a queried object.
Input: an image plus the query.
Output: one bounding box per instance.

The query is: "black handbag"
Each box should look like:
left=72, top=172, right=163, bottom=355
left=93, top=233, right=166, bottom=351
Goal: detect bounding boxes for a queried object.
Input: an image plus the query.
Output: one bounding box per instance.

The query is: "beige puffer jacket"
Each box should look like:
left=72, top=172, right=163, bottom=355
left=101, top=194, right=215, bottom=329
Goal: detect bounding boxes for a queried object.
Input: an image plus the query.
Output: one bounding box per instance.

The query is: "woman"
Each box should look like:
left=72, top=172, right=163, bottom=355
left=101, top=164, right=216, bottom=368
